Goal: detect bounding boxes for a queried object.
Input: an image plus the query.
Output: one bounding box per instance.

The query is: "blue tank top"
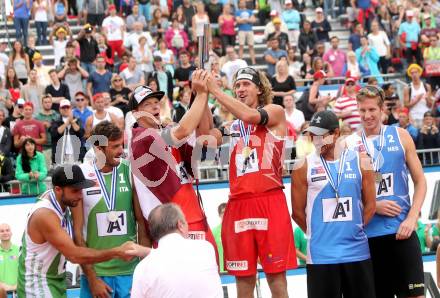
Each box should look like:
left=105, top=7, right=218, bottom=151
left=360, top=126, right=410, bottom=238
left=306, top=150, right=370, bottom=265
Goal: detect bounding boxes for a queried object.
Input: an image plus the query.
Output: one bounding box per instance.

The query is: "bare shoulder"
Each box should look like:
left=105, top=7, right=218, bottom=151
left=396, top=126, right=415, bottom=150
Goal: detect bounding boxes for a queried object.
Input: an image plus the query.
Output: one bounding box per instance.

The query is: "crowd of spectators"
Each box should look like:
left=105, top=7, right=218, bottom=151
left=0, top=0, right=440, bottom=195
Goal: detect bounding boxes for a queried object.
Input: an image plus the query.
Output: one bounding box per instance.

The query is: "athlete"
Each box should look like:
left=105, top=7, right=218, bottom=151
left=291, top=110, right=376, bottom=298
left=205, top=67, right=297, bottom=297
left=72, top=121, right=147, bottom=298
left=17, top=164, right=136, bottom=298
left=129, top=70, right=221, bottom=253
left=346, top=85, right=427, bottom=298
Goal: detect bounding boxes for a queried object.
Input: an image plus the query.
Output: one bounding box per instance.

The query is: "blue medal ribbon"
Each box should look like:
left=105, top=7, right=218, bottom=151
left=320, top=150, right=348, bottom=199
left=49, top=190, right=73, bottom=238
left=361, top=126, right=385, bottom=173
left=93, top=161, right=117, bottom=212
left=238, top=120, right=252, bottom=148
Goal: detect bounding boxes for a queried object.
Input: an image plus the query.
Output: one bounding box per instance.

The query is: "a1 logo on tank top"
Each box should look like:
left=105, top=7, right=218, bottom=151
left=235, top=148, right=259, bottom=177
left=96, top=211, right=128, bottom=237
left=376, top=173, right=394, bottom=197
left=322, top=197, right=353, bottom=222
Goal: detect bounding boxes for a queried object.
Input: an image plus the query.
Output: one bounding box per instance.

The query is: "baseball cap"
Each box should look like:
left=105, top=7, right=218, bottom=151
left=60, top=99, right=71, bottom=108
left=304, top=110, right=339, bottom=136
left=52, top=164, right=95, bottom=189
left=406, top=10, right=414, bottom=17
left=84, top=23, right=93, bottom=33
left=313, top=70, right=327, bottom=80
left=234, top=67, right=261, bottom=87
left=93, top=93, right=104, bottom=102
left=424, top=13, right=431, bottom=19
left=345, top=77, right=356, bottom=85
left=316, top=7, right=323, bottom=13
left=56, top=27, right=67, bottom=35
left=129, top=85, right=165, bottom=111
left=272, top=17, right=282, bottom=24
left=32, top=52, right=42, bottom=61
left=285, top=0, right=293, bottom=4
left=270, top=10, right=278, bottom=17
left=108, top=4, right=116, bottom=11
left=17, top=98, right=25, bottom=106
left=23, top=102, right=34, bottom=109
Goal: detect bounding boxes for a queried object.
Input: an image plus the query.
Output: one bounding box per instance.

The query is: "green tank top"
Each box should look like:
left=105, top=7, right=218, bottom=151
left=17, top=194, right=68, bottom=297
left=80, top=160, right=138, bottom=276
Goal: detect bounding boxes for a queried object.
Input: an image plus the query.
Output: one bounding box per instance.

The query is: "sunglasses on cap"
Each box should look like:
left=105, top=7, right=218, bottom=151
left=358, top=85, right=385, bottom=102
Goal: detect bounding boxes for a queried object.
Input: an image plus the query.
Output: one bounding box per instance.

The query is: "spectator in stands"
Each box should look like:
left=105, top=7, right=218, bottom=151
left=368, top=20, right=391, bottom=74
left=294, top=226, right=307, bottom=266
left=295, top=122, right=315, bottom=158
left=287, top=48, right=302, bottom=81
left=180, top=0, right=196, bottom=32
left=300, top=53, right=313, bottom=79
left=415, top=214, right=431, bottom=253
left=153, top=39, right=175, bottom=73
left=356, top=36, right=383, bottom=84
left=212, top=203, right=226, bottom=272
left=13, top=102, right=46, bottom=153
left=417, top=111, right=440, bottom=156
left=284, top=94, right=305, bottom=134
left=126, top=3, right=147, bottom=31
left=420, top=14, right=438, bottom=50
left=32, top=0, right=49, bottom=45
left=133, top=36, right=154, bottom=79
left=264, top=10, right=289, bottom=42
left=35, top=94, right=59, bottom=167
left=311, top=7, right=331, bottom=43
left=404, top=63, right=433, bottom=128
left=49, top=26, right=71, bottom=68
left=109, top=75, right=131, bottom=116
left=192, top=2, right=209, bottom=42
left=51, top=99, right=84, bottom=163
left=77, top=24, right=100, bottom=75
left=125, top=21, right=155, bottom=53
left=235, top=0, right=256, bottom=64
left=383, top=83, right=400, bottom=125
left=0, top=80, right=11, bottom=117
left=150, top=8, right=170, bottom=41
left=423, top=34, right=440, bottom=91
left=15, top=138, right=47, bottom=195
left=24, top=35, right=40, bottom=71
left=58, top=41, right=76, bottom=70
left=8, top=41, right=30, bottom=85
left=174, top=51, right=196, bottom=88
left=0, top=153, right=14, bottom=191
left=96, top=33, right=114, bottom=68
left=32, top=53, right=51, bottom=87
left=0, top=224, right=19, bottom=295
left=392, top=107, right=419, bottom=143
left=206, top=0, right=222, bottom=30
left=218, top=4, right=235, bottom=56
left=221, top=45, right=248, bottom=89
left=12, top=0, right=31, bottom=47
left=308, top=70, right=333, bottom=114
left=165, top=18, right=189, bottom=57
left=120, top=56, right=146, bottom=90
left=151, top=56, right=174, bottom=100
left=84, top=93, right=120, bottom=138
left=0, top=110, right=12, bottom=155
left=53, top=0, right=67, bottom=23
left=323, top=36, right=346, bottom=77
left=0, top=43, right=8, bottom=69
left=309, top=57, right=334, bottom=78
left=45, top=69, right=71, bottom=111
left=131, top=203, right=222, bottom=297
left=313, top=42, right=326, bottom=60
left=264, top=37, right=287, bottom=77
left=5, top=68, right=22, bottom=104
left=87, top=55, right=112, bottom=100
left=21, top=69, right=45, bottom=113
left=4, top=99, right=24, bottom=131
left=58, top=58, right=89, bottom=105
left=271, top=59, right=297, bottom=106
left=103, top=92, right=124, bottom=123
left=282, top=0, right=301, bottom=47
left=268, top=18, right=290, bottom=52
left=172, top=86, right=191, bottom=122
left=137, top=0, right=150, bottom=23
left=102, top=5, right=126, bottom=62
left=342, top=51, right=362, bottom=78
left=82, top=0, right=107, bottom=26
left=333, top=77, right=361, bottom=131
left=145, top=77, right=172, bottom=121
left=348, top=22, right=364, bottom=52
left=399, top=10, right=422, bottom=65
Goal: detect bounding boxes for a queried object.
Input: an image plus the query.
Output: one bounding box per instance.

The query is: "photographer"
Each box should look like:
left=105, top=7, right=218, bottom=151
left=383, top=83, right=401, bottom=125
left=417, top=111, right=440, bottom=164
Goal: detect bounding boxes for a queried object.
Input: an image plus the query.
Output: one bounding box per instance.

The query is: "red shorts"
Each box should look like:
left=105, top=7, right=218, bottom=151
left=107, top=40, right=125, bottom=60
left=222, top=190, right=297, bottom=276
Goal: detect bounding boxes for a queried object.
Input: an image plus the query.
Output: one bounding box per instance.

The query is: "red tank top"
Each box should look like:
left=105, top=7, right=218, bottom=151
left=229, top=122, right=285, bottom=198
left=220, top=16, right=235, bottom=36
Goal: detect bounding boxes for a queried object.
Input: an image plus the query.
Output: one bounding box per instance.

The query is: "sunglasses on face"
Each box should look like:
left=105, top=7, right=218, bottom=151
left=76, top=97, right=85, bottom=101
left=60, top=106, right=70, bottom=109
left=113, top=78, right=122, bottom=82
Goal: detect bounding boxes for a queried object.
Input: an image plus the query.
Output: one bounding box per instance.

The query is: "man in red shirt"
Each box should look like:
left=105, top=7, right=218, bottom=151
left=206, top=67, right=297, bottom=297
left=129, top=70, right=221, bottom=251
left=13, top=102, right=46, bottom=152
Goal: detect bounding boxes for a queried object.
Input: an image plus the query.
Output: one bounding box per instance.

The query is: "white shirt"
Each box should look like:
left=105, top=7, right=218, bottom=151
left=367, top=31, right=390, bottom=57
left=221, top=59, right=248, bottom=88
left=102, top=16, right=125, bottom=41
left=106, top=106, right=124, bottom=119
left=285, top=108, right=305, bottom=131
left=131, top=233, right=222, bottom=298
left=124, top=32, right=155, bottom=51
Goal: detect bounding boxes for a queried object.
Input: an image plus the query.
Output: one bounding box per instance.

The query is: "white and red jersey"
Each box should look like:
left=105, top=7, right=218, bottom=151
left=333, top=95, right=361, bottom=131
left=229, top=120, right=285, bottom=198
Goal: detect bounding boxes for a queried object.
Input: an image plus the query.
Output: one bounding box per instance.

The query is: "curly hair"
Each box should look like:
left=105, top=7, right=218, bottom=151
left=232, top=70, right=273, bottom=107
left=90, top=121, right=122, bottom=146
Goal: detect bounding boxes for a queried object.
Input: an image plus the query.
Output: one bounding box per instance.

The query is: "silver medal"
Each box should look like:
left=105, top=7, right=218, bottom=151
left=107, top=211, right=118, bottom=222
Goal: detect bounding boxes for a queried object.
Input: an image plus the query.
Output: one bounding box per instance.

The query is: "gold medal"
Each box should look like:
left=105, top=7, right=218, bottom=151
left=242, top=146, right=252, bottom=158
left=107, top=211, right=118, bottom=222
left=375, top=172, right=382, bottom=183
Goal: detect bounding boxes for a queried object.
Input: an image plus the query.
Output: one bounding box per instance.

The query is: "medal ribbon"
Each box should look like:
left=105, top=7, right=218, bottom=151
left=49, top=190, right=73, bottom=238
left=361, top=126, right=385, bottom=173
left=239, top=120, right=252, bottom=148
left=320, top=150, right=348, bottom=199
left=93, top=161, right=117, bottom=212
